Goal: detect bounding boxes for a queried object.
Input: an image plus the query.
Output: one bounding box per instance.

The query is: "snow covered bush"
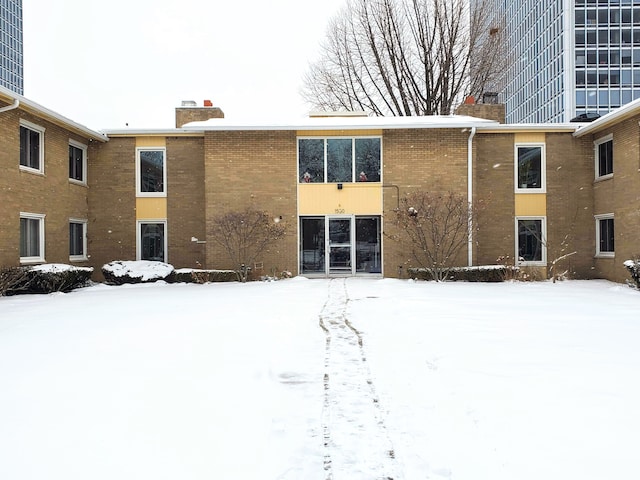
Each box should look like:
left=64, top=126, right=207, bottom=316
left=102, top=261, right=174, bottom=285
left=0, top=266, right=31, bottom=296
left=624, top=259, right=640, bottom=289
left=1, top=264, right=93, bottom=295
left=169, top=268, right=237, bottom=284
left=409, top=265, right=509, bottom=282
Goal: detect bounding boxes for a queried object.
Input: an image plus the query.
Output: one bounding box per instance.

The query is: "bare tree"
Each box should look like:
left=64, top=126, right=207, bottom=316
left=389, top=191, right=482, bottom=281
left=209, top=208, right=287, bottom=282
left=302, top=0, right=505, bottom=116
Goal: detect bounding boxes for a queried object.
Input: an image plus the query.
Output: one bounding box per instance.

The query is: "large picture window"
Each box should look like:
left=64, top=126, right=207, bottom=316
left=69, top=140, right=87, bottom=183
left=516, top=217, right=546, bottom=265
left=595, top=214, right=614, bottom=257
left=19, top=120, right=45, bottom=173
left=136, top=148, right=166, bottom=196
left=299, top=137, right=381, bottom=183
left=595, top=135, right=613, bottom=178
left=20, top=213, right=45, bottom=263
left=515, top=144, right=544, bottom=191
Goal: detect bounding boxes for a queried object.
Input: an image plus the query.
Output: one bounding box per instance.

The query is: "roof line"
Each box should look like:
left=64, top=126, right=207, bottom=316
left=0, top=85, right=108, bottom=142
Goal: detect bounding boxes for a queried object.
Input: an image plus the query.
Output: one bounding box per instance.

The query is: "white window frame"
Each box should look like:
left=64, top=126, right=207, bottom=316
left=69, top=139, right=88, bottom=185
left=19, top=119, right=45, bottom=175
left=69, top=218, right=88, bottom=262
left=595, top=213, right=615, bottom=258
left=297, top=136, right=383, bottom=184
left=515, top=216, right=547, bottom=266
left=514, top=143, right=546, bottom=193
left=594, top=134, right=613, bottom=180
left=19, top=212, right=46, bottom=264
left=136, top=220, right=168, bottom=262
left=136, top=147, right=167, bottom=197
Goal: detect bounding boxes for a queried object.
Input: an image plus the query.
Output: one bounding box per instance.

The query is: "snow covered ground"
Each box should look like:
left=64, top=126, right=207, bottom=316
left=1, top=278, right=639, bottom=479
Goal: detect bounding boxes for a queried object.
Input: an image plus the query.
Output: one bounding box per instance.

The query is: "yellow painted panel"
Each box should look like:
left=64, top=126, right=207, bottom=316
left=514, top=132, right=545, bottom=143
left=136, top=198, right=167, bottom=219
left=298, top=183, right=382, bottom=215
left=297, top=130, right=383, bottom=137
left=515, top=194, right=547, bottom=216
left=136, top=136, right=166, bottom=148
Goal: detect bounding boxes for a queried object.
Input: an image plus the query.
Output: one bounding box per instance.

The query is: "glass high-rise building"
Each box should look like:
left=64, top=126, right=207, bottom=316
left=0, top=0, right=23, bottom=95
left=481, top=0, right=640, bottom=123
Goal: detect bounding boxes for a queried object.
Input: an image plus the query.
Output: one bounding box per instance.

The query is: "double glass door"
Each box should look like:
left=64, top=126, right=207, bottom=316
left=300, top=216, right=381, bottom=276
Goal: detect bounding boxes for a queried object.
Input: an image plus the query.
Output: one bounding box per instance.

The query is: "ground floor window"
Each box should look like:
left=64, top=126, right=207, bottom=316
left=300, top=215, right=381, bottom=275
left=138, top=221, right=166, bottom=262
left=595, top=214, right=614, bottom=257
left=69, top=219, right=87, bottom=261
left=516, top=217, right=546, bottom=265
left=20, top=213, right=45, bottom=263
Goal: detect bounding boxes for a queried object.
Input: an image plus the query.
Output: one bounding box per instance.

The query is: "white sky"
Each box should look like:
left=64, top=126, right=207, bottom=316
left=22, top=0, right=346, bottom=130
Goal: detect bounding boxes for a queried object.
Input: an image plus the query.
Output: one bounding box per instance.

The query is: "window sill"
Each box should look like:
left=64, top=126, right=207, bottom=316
left=595, top=253, right=615, bottom=259
left=515, top=188, right=546, bottom=194
left=69, top=256, right=89, bottom=262
left=69, top=179, right=88, bottom=187
left=594, top=173, right=613, bottom=183
left=517, top=261, right=546, bottom=267
left=136, top=192, right=167, bottom=198
left=20, top=257, right=45, bottom=265
left=19, top=166, right=45, bottom=176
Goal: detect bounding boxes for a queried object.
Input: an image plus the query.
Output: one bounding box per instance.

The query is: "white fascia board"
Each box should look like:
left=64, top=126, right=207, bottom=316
left=477, top=123, right=581, bottom=133
left=102, top=128, right=205, bottom=137
left=0, top=85, right=108, bottom=142
left=573, top=98, right=640, bottom=137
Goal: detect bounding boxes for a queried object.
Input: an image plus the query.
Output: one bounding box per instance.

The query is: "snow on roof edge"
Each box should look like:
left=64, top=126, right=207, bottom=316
left=180, top=114, right=499, bottom=131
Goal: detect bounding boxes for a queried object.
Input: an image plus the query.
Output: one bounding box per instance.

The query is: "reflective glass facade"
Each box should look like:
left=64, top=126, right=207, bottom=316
left=0, top=0, right=23, bottom=94
left=481, top=0, right=640, bottom=123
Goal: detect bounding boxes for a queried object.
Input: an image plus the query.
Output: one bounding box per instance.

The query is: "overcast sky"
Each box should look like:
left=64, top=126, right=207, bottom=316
left=23, top=0, right=346, bottom=130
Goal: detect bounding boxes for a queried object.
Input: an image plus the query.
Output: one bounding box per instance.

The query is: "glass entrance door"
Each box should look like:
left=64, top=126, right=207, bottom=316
left=328, top=218, right=353, bottom=274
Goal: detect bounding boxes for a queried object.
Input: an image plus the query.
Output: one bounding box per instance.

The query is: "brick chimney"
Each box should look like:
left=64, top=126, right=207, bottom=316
left=455, top=94, right=505, bottom=124
left=175, top=100, right=224, bottom=127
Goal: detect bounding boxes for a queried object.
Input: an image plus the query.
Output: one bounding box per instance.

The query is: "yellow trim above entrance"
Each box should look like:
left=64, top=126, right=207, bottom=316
left=298, top=129, right=383, bottom=137
left=136, top=136, right=167, bottom=148
left=298, top=183, right=382, bottom=215
left=515, top=194, right=547, bottom=216
left=136, top=198, right=167, bottom=219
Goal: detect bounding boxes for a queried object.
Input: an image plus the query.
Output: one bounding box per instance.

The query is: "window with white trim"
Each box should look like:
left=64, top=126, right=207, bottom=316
left=69, top=219, right=87, bottom=261
left=69, top=140, right=87, bottom=184
left=137, top=221, right=166, bottom=262
left=595, top=214, right=614, bottom=257
left=20, top=213, right=45, bottom=263
left=515, top=144, right=545, bottom=192
left=298, top=137, right=381, bottom=183
left=595, top=135, right=613, bottom=179
left=19, top=120, right=45, bottom=173
left=136, top=148, right=166, bottom=196
left=516, top=217, right=546, bottom=265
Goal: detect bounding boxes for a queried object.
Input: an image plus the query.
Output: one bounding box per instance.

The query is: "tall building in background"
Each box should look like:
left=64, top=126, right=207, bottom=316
left=0, top=0, right=23, bottom=95
left=480, top=0, right=640, bottom=123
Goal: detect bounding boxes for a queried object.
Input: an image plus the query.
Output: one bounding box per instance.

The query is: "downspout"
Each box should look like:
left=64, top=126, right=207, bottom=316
left=0, top=98, right=19, bottom=113
left=467, top=126, right=476, bottom=267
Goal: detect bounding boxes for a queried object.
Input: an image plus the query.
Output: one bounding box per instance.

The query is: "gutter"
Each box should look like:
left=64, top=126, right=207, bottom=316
left=467, top=126, right=476, bottom=267
left=0, top=98, right=19, bottom=113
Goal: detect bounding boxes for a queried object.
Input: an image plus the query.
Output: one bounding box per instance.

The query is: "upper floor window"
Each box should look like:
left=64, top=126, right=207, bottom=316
left=19, top=120, right=45, bottom=174
left=136, top=148, right=166, bottom=196
left=595, top=214, right=614, bottom=257
left=20, top=212, right=45, bottom=263
left=515, top=144, right=545, bottom=192
left=69, top=140, right=87, bottom=184
left=298, top=137, right=381, bottom=183
left=595, top=135, right=613, bottom=178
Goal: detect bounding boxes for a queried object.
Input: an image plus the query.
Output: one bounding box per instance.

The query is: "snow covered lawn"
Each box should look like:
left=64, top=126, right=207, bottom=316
left=1, top=278, right=639, bottom=479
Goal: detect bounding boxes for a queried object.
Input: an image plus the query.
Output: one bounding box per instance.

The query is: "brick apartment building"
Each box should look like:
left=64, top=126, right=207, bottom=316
left=1, top=84, right=638, bottom=283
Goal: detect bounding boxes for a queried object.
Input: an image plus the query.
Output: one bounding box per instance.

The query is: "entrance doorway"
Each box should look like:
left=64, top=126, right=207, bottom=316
left=300, top=216, right=381, bottom=276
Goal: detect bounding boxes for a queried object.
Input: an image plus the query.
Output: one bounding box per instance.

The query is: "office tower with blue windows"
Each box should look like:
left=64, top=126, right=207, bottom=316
left=0, top=0, right=23, bottom=95
left=480, top=0, right=640, bottom=123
